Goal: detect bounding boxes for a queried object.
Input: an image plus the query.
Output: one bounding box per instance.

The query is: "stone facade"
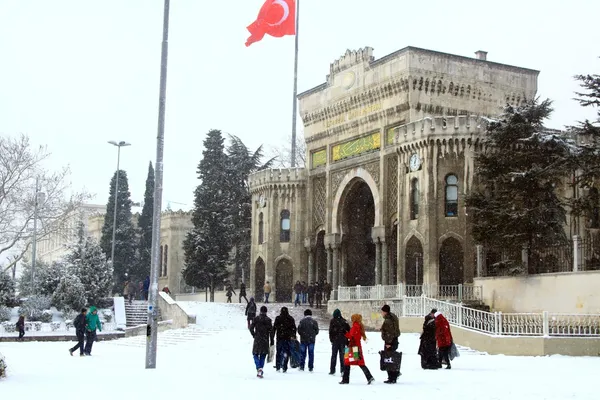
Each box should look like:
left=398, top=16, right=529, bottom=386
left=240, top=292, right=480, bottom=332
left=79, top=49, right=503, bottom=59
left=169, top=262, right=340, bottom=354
left=249, top=46, right=542, bottom=300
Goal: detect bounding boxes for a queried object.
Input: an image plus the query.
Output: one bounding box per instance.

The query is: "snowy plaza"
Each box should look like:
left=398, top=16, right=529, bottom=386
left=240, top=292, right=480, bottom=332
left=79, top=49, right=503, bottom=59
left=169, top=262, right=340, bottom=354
left=1, top=302, right=599, bottom=399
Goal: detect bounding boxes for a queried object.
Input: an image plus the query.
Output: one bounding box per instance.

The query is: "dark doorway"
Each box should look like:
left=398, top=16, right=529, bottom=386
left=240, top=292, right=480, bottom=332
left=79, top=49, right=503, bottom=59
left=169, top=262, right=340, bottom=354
left=405, top=236, right=424, bottom=285
left=439, top=237, right=464, bottom=285
left=254, top=258, right=265, bottom=300
left=341, top=179, right=376, bottom=286
left=389, top=222, right=398, bottom=284
left=275, top=259, right=293, bottom=302
left=315, top=230, right=327, bottom=283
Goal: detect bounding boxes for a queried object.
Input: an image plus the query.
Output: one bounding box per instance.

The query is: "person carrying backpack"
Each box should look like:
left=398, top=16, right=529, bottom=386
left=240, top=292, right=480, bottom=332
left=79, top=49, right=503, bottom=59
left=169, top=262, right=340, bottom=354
left=69, top=308, right=87, bottom=357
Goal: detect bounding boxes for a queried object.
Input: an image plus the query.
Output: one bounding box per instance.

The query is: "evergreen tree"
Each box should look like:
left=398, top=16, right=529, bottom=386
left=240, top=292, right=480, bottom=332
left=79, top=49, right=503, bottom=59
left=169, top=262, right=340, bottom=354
left=99, top=170, right=137, bottom=290
left=52, top=274, right=87, bottom=312
left=226, top=135, right=274, bottom=286
left=466, top=99, right=574, bottom=270
left=135, top=162, right=155, bottom=280
left=183, top=130, right=235, bottom=301
left=68, top=223, right=114, bottom=304
left=568, top=71, right=600, bottom=224
left=17, top=260, right=49, bottom=296
left=0, top=271, right=16, bottom=306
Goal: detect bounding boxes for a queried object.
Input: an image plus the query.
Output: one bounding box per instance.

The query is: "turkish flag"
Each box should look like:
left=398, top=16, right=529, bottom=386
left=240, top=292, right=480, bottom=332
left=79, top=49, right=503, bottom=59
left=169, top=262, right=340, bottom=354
left=245, top=0, right=296, bottom=47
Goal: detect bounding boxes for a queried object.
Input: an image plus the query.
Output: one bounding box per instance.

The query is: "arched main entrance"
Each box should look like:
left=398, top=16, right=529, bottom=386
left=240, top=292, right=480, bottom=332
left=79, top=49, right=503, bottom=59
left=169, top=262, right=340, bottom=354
left=315, top=230, right=327, bottom=283
left=439, top=237, right=464, bottom=285
left=275, top=258, right=293, bottom=302
left=340, top=179, right=376, bottom=286
left=254, top=258, right=265, bottom=300
left=405, top=236, right=424, bottom=285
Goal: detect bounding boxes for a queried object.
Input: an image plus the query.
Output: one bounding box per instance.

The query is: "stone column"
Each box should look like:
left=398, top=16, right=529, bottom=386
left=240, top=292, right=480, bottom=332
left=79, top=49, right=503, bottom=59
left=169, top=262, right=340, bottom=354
left=304, top=237, right=315, bottom=283
left=326, top=247, right=333, bottom=285
left=375, top=241, right=381, bottom=285
left=332, top=242, right=340, bottom=299
left=381, top=238, right=389, bottom=285
left=340, top=245, right=346, bottom=287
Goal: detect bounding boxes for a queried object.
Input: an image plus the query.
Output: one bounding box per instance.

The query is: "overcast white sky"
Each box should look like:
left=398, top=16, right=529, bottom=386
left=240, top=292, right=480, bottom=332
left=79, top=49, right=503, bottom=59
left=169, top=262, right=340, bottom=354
left=1, top=0, right=599, bottom=210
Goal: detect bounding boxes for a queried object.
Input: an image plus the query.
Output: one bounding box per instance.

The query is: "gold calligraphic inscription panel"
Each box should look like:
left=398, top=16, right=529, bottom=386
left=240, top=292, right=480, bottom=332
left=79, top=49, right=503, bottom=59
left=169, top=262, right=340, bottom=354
left=324, top=103, right=382, bottom=129
left=311, top=149, right=327, bottom=168
left=332, top=132, right=381, bottom=162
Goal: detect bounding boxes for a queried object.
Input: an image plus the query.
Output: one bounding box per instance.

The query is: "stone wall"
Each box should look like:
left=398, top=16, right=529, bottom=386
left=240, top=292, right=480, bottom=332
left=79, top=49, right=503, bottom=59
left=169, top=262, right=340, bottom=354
left=474, top=271, right=600, bottom=314
left=157, top=291, right=192, bottom=328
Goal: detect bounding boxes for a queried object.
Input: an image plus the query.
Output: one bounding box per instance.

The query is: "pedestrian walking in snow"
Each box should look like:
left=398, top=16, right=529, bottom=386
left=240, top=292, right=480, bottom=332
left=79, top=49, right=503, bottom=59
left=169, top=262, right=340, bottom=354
left=315, top=282, right=323, bottom=309
left=298, top=309, right=319, bottom=372
left=263, top=281, right=272, bottom=303
left=16, top=315, right=25, bottom=340
left=84, top=306, right=102, bottom=356
left=340, top=314, right=374, bottom=385
left=294, top=281, right=302, bottom=306
left=434, top=310, right=453, bottom=369
left=271, top=307, right=296, bottom=372
left=250, top=305, right=272, bottom=378
left=301, top=281, right=308, bottom=304
left=380, top=304, right=401, bottom=383
left=329, top=309, right=350, bottom=376
left=239, top=282, right=248, bottom=303
left=307, top=282, right=315, bottom=308
left=245, top=297, right=257, bottom=328
left=69, top=308, right=87, bottom=357
left=323, top=280, right=332, bottom=302
left=226, top=284, right=236, bottom=303
left=418, top=311, right=440, bottom=369
left=143, top=276, right=150, bottom=300
left=123, top=280, right=133, bottom=304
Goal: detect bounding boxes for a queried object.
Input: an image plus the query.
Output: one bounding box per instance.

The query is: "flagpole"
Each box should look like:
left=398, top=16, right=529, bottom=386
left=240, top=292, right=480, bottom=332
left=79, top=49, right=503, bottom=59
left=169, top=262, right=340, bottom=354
left=290, top=0, right=300, bottom=168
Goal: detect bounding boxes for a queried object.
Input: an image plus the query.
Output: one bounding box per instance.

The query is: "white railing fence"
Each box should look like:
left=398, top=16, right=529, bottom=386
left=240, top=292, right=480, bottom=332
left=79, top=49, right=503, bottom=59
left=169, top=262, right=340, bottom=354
left=358, top=296, right=600, bottom=338
left=337, top=283, right=483, bottom=302
left=0, top=321, right=118, bottom=335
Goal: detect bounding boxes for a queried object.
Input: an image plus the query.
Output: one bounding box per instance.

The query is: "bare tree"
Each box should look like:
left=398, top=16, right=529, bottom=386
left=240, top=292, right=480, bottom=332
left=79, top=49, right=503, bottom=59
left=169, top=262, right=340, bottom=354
left=0, top=134, right=89, bottom=272
left=268, top=133, right=306, bottom=168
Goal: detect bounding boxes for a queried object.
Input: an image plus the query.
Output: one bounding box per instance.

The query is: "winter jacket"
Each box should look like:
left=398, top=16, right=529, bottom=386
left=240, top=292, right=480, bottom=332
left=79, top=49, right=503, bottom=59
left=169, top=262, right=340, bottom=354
left=434, top=312, right=453, bottom=348
left=226, top=286, right=236, bottom=297
left=345, top=322, right=366, bottom=366
left=315, top=284, right=323, bottom=300
left=418, top=314, right=438, bottom=368
left=250, top=312, right=273, bottom=355
left=381, top=312, right=401, bottom=345
left=73, top=313, right=87, bottom=334
left=123, top=282, right=131, bottom=295
left=86, top=307, right=102, bottom=332
left=272, top=307, right=296, bottom=342
left=329, top=311, right=350, bottom=345
left=239, top=283, right=246, bottom=296
left=16, top=317, right=25, bottom=330
left=298, top=316, right=319, bottom=344
left=143, top=277, right=150, bottom=292
left=245, top=301, right=257, bottom=320
left=294, top=283, right=302, bottom=294
left=263, top=283, right=272, bottom=294
left=307, top=285, right=315, bottom=297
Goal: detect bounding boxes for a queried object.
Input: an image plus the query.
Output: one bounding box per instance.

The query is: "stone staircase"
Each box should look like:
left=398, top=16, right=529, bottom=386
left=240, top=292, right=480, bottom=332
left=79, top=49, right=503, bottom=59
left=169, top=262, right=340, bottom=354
left=124, top=300, right=162, bottom=327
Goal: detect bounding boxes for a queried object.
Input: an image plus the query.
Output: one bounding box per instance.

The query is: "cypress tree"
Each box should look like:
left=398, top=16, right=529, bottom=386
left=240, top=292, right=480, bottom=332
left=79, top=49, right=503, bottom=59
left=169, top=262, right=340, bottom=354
left=183, top=130, right=234, bottom=301
left=100, top=170, right=137, bottom=291
left=134, top=162, right=155, bottom=280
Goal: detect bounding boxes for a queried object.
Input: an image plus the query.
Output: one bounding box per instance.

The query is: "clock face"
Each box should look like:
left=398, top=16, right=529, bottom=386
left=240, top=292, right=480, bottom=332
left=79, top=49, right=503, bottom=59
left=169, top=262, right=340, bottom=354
left=409, top=153, right=421, bottom=172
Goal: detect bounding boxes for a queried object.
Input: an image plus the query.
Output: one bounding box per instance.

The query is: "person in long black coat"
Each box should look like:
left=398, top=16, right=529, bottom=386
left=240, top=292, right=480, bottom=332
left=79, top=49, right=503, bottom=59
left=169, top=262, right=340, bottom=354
left=250, top=305, right=272, bottom=378
left=328, top=308, right=350, bottom=375
left=418, top=314, right=440, bottom=369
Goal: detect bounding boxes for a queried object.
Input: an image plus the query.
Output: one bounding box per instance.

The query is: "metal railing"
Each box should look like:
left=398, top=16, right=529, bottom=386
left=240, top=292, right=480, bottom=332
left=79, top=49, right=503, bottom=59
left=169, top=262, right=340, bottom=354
left=0, top=321, right=118, bottom=335
left=355, top=295, right=600, bottom=337
left=337, top=283, right=483, bottom=302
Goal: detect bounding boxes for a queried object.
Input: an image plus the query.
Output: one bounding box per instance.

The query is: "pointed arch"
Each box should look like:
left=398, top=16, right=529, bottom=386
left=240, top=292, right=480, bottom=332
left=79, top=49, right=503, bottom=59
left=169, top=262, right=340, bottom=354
left=331, top=167, right=381, bottom=233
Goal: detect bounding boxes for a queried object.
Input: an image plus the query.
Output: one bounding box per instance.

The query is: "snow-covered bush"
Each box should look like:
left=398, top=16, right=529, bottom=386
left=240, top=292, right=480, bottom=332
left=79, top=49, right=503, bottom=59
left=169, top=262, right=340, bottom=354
left=39, top=310, right=53, bottom=323
left=52, top=274, right=86, bottom=312
left=63, top=309, right=78, bottom=321
left=18, top=295, right=52, bottom=321
left=96, top=298, right=114, bottom=309
left=0, top=352, right=6, bottom=378
left=0, top=272, right=16, bottom=307
left=0, top=306, right=11, bottom=322
left=1, top=321, right=15, bottom=332
left=101, top=310, right=113, bottom=323
left=50, top=321, right=61, bottom=331
left=25, top=321, right=42, bottom=331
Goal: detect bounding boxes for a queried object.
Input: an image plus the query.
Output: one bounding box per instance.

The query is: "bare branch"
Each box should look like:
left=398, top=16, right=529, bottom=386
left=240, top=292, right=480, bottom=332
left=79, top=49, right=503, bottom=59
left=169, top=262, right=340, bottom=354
left=267, top=133, right=306, bottom=168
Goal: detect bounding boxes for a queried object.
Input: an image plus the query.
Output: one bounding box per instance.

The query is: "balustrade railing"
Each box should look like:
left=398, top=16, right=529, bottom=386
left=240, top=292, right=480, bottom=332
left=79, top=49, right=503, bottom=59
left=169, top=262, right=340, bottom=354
left=337, top=283, right=483, bottom=302
left=0, top=321, right=118, bottom=335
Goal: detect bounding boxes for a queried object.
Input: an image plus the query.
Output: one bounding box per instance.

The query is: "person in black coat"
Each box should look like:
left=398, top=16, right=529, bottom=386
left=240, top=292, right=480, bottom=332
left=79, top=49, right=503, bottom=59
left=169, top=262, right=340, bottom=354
left=298, top=309, right=319, bottom=371
left=315, top=283, right=323, bottom=309
left=418, top=313, right=440, bottom=369
left=250, top=306, right=272, bottom=378
left=307, top=282, right=316, bottom=308
left=69, top=308, right=87, bottom=356
left=271, top=306, right=296, bottom=372
left=328, top=308, right=350, bottom=375
left=239, top=283, right=248, bottom=303
left=245, top=297, right=257, bottom=328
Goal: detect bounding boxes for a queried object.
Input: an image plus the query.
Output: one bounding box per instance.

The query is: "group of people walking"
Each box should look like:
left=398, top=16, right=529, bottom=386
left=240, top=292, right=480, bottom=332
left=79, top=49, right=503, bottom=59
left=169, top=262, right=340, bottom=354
left=418, top=308, right=456, bottom=370
left=67, top=307, right=103, bottom=357
left=293, top=280, right=332, bottom=308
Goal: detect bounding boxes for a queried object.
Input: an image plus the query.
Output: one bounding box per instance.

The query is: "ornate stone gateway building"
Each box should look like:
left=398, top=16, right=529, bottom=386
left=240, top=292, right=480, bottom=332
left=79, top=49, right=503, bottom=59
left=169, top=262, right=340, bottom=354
left=249, top=46, right=539, bottom=301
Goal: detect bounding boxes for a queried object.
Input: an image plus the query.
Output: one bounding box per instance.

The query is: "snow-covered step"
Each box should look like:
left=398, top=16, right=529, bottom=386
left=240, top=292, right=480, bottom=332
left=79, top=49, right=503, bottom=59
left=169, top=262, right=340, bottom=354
left=105, top=326, right=217, bottom=348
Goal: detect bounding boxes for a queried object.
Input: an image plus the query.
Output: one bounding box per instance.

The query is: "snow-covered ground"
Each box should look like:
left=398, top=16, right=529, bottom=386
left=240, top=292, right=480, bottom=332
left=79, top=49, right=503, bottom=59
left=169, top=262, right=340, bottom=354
left=1, top=302, right=599, bottom=399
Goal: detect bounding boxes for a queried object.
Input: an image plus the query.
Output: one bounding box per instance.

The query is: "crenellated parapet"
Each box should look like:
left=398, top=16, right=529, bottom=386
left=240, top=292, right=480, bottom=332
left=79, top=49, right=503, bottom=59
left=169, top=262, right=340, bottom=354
left=328, top=47, right=374, bottom=79
left=249, top=168, right=307, bottom=194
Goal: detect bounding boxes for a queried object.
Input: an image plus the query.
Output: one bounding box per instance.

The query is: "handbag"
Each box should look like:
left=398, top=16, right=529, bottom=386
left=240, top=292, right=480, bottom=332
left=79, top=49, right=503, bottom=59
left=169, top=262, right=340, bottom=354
left=449, top=342, right=460, bottom=361
left=379, top=350, right=403, bottom=371
left=344, top=345, right=361, bottom=366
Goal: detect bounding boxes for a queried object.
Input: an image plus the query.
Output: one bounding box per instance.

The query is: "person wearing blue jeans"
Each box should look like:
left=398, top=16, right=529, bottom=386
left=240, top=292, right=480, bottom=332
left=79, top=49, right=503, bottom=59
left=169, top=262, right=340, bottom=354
left=298, top=309, right=320, bottom=372
left=272, top=307, right=296, bottom=372
left=250, top=306, right=272, bottom=378
left=294, top=281, right=302, bottom=306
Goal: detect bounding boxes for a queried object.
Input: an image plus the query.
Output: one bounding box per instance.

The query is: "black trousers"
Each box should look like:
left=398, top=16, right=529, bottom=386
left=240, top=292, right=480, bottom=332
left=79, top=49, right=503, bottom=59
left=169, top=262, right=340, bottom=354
left=438, top=345, right=451, bottom=367
left=239, top=294, right=248, bottom=303
left=70, top=332, right=85, bottom=355
left=385, top=337, right=400, bottom=381
left=84, top=330, right=97, bottom=355
left=342, top=364, right=373, bottom=383
left=18, top=328, right=25, bottom=339
left=330, top=342, right=345, bottom=373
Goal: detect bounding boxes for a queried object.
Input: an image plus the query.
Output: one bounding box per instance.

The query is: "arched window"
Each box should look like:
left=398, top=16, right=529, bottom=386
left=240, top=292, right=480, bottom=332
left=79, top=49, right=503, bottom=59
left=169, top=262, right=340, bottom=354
left=163, top=245, right=168, bottom=276
left=445, top=174, right=459, bottom=217
left=410, top=178, right=419, bottom=220
left=280, top=210, right=291, bottom=242
left=258, top=213, right=264, bottom=244
left=159, top=245, right=163, bottom=277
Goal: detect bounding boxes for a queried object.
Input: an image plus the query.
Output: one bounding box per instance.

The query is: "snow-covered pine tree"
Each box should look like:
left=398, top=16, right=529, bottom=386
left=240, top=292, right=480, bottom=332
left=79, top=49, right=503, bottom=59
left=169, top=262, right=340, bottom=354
left=134, top=162, right=155, bottom=281
left=17, top=260, right=49, bottom=296
left=568, top=71, right=600, bottom=225
left=226, top=135, right=274, bottom=286
left=0, top=271, right=16, bottom=306
left=99, top=170, right=137, bottom=291
left=67, top=223, right=113, bottom=304
left=466, top=99, right=574, bottom=271
left=183, top=129, right=235, bottom=301
left=39, top=261, right=67, bottom=299
left=52, top=274, right=87, bottom=312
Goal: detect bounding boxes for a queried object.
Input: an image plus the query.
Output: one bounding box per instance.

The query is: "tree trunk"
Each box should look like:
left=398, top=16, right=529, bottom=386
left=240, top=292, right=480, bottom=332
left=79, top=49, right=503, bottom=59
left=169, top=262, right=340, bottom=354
left=210, top=275, right=215, bottom=302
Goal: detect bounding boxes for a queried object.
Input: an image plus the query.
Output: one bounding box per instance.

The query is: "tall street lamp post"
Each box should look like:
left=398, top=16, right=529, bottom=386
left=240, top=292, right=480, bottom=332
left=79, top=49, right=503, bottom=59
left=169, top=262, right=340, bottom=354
left=107, top=141, right=131, bottom=277
left=31, top=177, right=45, bottom=294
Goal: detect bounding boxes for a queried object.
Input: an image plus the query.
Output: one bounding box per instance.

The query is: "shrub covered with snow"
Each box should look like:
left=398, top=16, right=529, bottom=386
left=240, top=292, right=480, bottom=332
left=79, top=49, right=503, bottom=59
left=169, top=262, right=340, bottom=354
left=1, top=321, right=15, bottom=332
left=52, top=274, right=87, bottom=312
left=101, top=310, right=113, bottom=323
left=18, top=295, right=52, bottom=321
left=39, top=310, right=53, bottom=323
left=0, top=271, right=16, bottom=307
left=0, top=306, right=11, bottom=322
left=0, top=352, right=6, bottom=378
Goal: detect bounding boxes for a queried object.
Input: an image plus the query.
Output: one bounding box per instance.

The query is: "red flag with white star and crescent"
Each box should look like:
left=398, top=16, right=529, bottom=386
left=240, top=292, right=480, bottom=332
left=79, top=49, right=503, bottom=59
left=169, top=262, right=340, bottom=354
left=245, top=0, right=296, bottom=47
